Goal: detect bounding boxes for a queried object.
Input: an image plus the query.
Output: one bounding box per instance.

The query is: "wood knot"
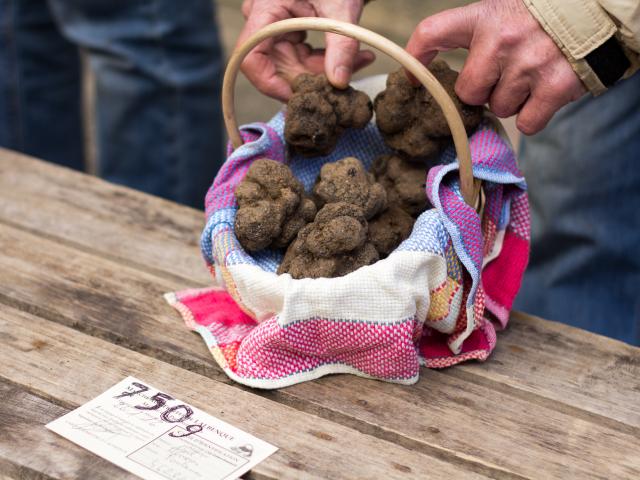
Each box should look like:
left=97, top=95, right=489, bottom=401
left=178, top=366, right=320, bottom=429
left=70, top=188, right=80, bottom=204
left=308, top=430, right=334, bottom=441
left=31, top=339, right=47, bottom=350
left=392, top=462, right=412, bottom=473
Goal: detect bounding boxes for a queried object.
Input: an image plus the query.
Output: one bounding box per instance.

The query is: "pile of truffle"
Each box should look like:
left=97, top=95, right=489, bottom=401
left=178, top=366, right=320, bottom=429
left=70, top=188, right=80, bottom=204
left=284, top=73, right=373, bottom=157
left=374, top=59, right=483, bottom=160
left=234, top=154, right=430, bottom=279
left=234, top=59, right=483, bottom=279
left=285, top=59, right=483, bottom=163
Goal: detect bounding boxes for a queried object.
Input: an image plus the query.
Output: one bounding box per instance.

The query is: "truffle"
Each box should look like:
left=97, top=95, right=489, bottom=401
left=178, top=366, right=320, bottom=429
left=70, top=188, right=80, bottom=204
left=374, top=59, right=483, bottom=159
left=367, top=206, right=415, bottom=257
left=285, top=74, right=373, bottom=156
left=277, top=202, right=379, bottom=279
left=234, top=159, right=317, bottom=251
left=371, top=154, right=432, bottom=217
left=313, top=156, right=387, bottom=219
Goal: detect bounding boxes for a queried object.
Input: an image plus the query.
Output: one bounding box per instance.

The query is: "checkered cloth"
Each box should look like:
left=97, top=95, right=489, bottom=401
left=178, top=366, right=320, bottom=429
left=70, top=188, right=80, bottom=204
left=165, top=111, right=530, bottom=389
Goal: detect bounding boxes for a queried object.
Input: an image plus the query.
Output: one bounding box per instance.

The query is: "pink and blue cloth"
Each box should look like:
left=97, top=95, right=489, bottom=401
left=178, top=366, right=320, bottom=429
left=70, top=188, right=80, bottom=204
left=165, top=112, right=530, bottom=389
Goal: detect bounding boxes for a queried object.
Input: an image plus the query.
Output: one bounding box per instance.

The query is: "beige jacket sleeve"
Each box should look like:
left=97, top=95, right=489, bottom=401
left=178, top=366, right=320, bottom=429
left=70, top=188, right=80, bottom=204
left=522, top=0, right=640, bottom=94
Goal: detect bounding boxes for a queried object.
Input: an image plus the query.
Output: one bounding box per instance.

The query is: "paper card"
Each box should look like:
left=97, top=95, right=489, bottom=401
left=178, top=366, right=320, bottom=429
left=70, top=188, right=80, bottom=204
left=46, top=376, right=278, bottom=480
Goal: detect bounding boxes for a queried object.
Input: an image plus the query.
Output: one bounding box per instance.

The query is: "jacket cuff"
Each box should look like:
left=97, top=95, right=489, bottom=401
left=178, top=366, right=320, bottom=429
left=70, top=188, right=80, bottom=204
left=522, top=0, right=618, bottom=95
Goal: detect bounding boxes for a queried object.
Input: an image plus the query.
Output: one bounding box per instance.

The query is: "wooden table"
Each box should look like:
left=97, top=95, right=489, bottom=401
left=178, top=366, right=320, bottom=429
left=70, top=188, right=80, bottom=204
left=1, top=148, right=639, bottom=480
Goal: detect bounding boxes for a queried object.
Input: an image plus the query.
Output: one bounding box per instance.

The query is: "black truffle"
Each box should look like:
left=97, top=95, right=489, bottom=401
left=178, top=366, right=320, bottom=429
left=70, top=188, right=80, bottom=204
left=285, top=74, right=373, bottom=156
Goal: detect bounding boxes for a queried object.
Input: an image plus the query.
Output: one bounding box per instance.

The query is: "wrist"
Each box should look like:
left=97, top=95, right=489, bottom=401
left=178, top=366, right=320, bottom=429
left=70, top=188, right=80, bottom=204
left=521, top=0, right=633, bottom=95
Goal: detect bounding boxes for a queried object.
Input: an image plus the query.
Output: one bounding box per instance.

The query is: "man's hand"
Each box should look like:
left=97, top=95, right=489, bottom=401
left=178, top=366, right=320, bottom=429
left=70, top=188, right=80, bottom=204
left=239, top=0, right=375, bottom=101
left=407, top=0, right=586, bottom=135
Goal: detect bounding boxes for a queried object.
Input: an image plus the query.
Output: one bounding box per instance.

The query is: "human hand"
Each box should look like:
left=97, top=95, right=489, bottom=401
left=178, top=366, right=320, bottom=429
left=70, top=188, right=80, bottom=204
left=238, top=0, right=375, bottom=101
left=406, top=0, right=586, bottom=135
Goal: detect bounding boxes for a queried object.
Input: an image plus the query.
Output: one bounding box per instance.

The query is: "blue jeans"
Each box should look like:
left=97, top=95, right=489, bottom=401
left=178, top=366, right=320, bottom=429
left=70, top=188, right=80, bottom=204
left=0, top=0, right=224, bottom=208
left=515, top=73, right=640, bottom=345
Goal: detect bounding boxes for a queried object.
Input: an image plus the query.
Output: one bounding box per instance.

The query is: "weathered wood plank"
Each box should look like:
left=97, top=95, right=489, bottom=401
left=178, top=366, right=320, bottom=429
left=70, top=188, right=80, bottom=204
left=1, top=151, right=639, bottom=432
left=0, top=306, right=492, bottom=480
left=0, top=223, right=220, bottom=381
left=0, top=148, right=209, bottom=285
left=457, top=310, right=640, bottom=430
left=0, top=379, right=134, bottom=480
left=291, top=370, right=640, bottom=479
left=1, top=224, right=639, bottom=479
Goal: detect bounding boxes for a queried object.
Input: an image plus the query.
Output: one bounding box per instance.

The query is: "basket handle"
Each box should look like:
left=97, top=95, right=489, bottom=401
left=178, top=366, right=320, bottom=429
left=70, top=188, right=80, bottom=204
left=222, top=17, right=480, bottom=208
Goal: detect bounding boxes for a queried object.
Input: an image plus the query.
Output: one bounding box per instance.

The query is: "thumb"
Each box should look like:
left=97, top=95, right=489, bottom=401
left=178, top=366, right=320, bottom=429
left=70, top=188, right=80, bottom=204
left=406, top=5, right=478, bottom=67
left=325, top=34, right=366, bottom=88
left=318, top=1, right=367, bottom=88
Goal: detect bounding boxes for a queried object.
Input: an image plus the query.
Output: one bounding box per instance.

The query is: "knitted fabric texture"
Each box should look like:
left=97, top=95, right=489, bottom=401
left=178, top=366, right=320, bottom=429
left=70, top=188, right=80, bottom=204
left=165, top=111, right=530, bottom=389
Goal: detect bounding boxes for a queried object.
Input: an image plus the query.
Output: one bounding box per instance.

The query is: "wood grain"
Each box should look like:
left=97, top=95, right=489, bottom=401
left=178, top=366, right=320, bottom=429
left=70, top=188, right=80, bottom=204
left=0, top=224, right=220, bottom=381
left=0, top=306, right=491, bottom=480
left=289, top=370, right=640, bottom=479
left=0, top=379, right=134, bottom=480
left=0, top=148, right=210, bottom=285
left=457, top=310, right=640, bottom=430
left=1, top=224, right=638, bottom=479
left=1, top=151, right=638, bottom=431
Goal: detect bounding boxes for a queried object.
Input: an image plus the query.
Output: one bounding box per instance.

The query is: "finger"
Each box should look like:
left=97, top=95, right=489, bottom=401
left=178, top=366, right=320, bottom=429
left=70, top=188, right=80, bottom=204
left=295, top=46, right=375, bottom=77
left=324, top=33, right=360, bottom=88
left=516, top=96, right=558, bottom=135
left=278, top=30, right=307, bottom=45
left=455, top=41, right=501, bottom=105
left=243, top=50, right=293, bottom=101
left=516, top=93, right=565, bottom=135
left=241, top=0, right=253, bottom=19
left=271, top=42, right=318, bottom=81
left=296, top=44, right=326, bottom=75
left=352, top=49, right=376, bottom=73
left=236, top=1, right=317, bottom=56
left=516, top=68, right=584, bottom=134
left=240, top=34, right=288, bottom=100
left=488, top=70, right=530, bottom=118
left=315, top=1, right=365, bottom=88
left=407, top=5, right=479, bottom=67
left=237, top=2, right=315, bottom=100
left=322, top=40, right=375, bottom=87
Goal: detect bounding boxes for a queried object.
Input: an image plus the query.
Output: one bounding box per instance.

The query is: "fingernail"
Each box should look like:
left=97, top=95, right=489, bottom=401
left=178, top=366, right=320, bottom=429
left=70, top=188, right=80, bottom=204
left=334, top=66, right=350, bottom=87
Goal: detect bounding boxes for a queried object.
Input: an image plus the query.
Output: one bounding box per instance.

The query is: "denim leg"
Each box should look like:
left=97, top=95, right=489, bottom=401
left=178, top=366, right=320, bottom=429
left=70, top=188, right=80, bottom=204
left=47, top=0, right=224, bottom=208
left=0, top=0, right=83, bottom=169
left=515, top=74, right=640, bottom=345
